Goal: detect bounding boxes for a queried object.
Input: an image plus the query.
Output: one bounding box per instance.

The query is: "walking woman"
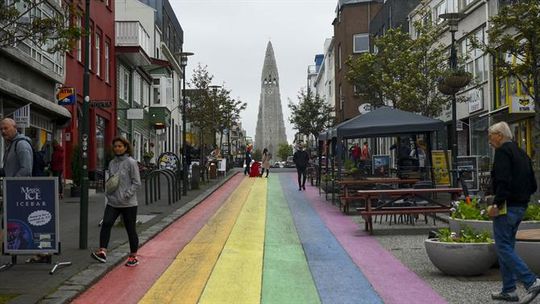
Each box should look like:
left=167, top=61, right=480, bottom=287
left=92, top=137, right=142, bottom=267
left=261, top=148, right=271, bottom=177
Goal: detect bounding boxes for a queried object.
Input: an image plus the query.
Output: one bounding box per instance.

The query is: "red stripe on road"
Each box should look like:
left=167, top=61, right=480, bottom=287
left=73, top=173, right=244, bottom=304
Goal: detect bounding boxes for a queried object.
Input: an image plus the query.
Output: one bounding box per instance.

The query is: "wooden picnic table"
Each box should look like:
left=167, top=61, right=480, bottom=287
left=336, top=178, right=419, bottom=214
left=355, top=187, right=462, bottom=234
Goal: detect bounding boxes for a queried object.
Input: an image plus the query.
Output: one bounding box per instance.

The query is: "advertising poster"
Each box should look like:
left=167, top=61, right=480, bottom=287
left=457, top=155, right=479, bottom=192
left=372, top=155, right=390, bottom=177
left=431, top=150, right=452, bottom=187
left=3, top=177, right=59, bottom=254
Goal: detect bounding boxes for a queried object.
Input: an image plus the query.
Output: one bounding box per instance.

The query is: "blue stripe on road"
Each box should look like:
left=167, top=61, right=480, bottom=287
left=279, top=174, right=383, bottom=304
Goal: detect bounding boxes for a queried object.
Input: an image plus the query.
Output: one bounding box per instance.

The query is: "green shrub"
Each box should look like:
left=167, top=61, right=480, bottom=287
left=451, top=198, right=489, bottom=220
left=524, top=203, right=540, bottom=221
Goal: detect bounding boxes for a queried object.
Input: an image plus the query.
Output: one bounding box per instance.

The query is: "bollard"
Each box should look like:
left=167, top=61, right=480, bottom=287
left=191, top=164, right=200, bottom=190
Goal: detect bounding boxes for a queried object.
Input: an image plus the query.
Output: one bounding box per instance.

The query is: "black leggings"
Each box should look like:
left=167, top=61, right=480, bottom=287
left=296, top=167, right=307, bottom=187
left=100, top=205, right=139, bottom=253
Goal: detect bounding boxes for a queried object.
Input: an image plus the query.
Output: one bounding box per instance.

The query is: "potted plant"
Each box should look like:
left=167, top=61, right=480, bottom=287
left=143, top=150, right=154, bottom=165
left=449, top=199, right=540, bottom=237
left=425, top=227, right=497, bottom=276
left=320, top=174, right=337, bottom=193
left=442, top=68, right=472, bottom=89
left=437, top=78, right=460, bottom=95
left=70, top=144, right=81, bottom=197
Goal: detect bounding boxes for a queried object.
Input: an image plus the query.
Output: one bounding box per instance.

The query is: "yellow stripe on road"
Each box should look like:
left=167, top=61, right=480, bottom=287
left=198, top=178, right=268, bottom=304
left=139, top=178, right=254, bottom=304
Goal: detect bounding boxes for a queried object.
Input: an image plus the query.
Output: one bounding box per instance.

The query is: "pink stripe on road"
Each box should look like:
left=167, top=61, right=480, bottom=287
left=303, top=180, right=447, bottom=304
left=73, top=173, right=244, bottom=304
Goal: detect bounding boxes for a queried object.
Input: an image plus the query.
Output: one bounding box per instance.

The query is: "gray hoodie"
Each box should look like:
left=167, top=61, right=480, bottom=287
left=2, top=133, right=33, bottom=177
left=106, top=155, right=141, bottom=208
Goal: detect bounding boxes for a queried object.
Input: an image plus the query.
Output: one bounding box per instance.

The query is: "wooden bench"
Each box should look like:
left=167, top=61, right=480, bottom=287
left=516, top=229, right=540, bottom=242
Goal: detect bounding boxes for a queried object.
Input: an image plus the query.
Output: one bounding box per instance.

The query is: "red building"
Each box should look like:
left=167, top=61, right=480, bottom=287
left=63, top=0, right=117, bottom=180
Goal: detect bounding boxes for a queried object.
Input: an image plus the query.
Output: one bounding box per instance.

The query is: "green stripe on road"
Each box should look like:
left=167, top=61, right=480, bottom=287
left=262, top=175, right=321, bottom=304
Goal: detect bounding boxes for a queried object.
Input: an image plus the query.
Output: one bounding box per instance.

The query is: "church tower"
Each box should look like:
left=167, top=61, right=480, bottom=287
left=255, top=41, right=287, bottom=156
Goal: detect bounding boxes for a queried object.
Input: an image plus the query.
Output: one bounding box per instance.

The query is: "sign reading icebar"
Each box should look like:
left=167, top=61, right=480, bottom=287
left=255, top=41, right=287, bottom=155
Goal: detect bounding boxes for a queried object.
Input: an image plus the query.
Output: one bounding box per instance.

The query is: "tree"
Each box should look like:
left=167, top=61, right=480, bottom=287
left=188, top=64, right=215, bottom=161
left=346, top=22, right=450, bottom=117
left=479, top=1, right=540, bottom=188
left=277, top=142, right=292, bottom=161
left=288, top=89, right=334, bottom=141
left=0, top=0, right=81, bottom=52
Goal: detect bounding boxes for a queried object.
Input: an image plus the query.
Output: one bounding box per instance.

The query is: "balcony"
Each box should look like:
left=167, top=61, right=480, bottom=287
left=116, top=21, right=152, bottom=66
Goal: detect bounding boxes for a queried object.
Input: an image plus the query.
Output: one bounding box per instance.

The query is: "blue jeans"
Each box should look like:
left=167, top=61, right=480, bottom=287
left=493, top=206, right=536, bottom=292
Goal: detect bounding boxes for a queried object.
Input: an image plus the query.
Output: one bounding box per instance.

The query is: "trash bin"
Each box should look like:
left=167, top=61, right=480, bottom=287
left=191, top=164, right=200, bottom=190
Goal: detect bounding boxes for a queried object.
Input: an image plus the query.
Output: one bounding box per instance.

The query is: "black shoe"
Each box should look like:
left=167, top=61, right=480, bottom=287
left=491, top=291, right=519, bottom=302
left=302, top=185, right=306, bottom=190
left=299, top=187, right=302, bottom=191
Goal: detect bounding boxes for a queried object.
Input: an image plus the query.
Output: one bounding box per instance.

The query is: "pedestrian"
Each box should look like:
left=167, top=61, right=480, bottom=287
left=92, top=137, right=142, bottom=267
left=410, top=139, right=428, bottom=177
left=0, top=118, right=32, bottom=177
left=261, top=148, right=271, bottom=178
left=487, top=121, right=539, bottom=303
left=244, top=145, right=252, bottom=176
left=50, top=140, right=65, bottom=199
left=351, top=143, right=360, bottom=166
left=293, top=143, right=309, bottom=191
left=360, top=141, right=371, bottom=174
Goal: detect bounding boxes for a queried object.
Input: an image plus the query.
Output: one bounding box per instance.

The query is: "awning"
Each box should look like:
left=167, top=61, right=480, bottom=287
left=0, top=78, right=71, bottom=125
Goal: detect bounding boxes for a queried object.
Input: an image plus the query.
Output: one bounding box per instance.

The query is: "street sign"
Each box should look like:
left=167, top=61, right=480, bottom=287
left=90, top=100, right=112, bottom=108
left=13, top=104, right=30, bottom=128
left=56, top=87, right=76, bottom=106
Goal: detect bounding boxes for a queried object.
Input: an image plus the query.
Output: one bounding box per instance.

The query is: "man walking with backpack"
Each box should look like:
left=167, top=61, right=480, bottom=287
left=0, top=118, right=32, bottom=177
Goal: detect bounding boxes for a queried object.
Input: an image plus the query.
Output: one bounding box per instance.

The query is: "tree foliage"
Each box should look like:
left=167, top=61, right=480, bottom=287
left=0, top=0, right=81, bottom=52
left=277, top=142, right=292, bottom=161
left=288, top=89, right=334, bottom=140
left=346, top=21, right=450, bottom=117
left=479, top=1, right=540, bottom=179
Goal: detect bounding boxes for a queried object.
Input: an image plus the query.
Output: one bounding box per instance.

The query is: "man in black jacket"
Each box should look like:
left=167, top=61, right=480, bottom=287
left=488, top=121, right=539, bottom=303
left=293, top=143, right=309, bottom=191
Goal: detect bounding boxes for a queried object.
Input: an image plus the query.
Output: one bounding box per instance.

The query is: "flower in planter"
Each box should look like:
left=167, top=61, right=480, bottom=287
left=451, top=198, right=540, bottom=221
left=435, top=227, right=493, bottom=243
left=442, top=68, right=473, bottom=89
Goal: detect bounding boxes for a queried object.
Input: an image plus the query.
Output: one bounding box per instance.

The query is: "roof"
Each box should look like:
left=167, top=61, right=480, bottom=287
left=319, top=107, right=445, bottom=140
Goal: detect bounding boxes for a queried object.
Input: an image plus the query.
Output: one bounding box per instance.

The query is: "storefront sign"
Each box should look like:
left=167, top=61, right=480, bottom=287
left=3, top=177, right=59, bottom=254
left=372, top=155, right=390, bottom=177
left=56, top=87, right=76, bottom=105
left=13, top=104, right=30, bottom=128
left=127, top=108, right=144, bottom=120
left=431, top=150, right=452, bottom=187
left=90, top=100, right=112, bottom=108
left=510, top=95, right=534, bottom=113
left=468, top=88, right=484, bottom=113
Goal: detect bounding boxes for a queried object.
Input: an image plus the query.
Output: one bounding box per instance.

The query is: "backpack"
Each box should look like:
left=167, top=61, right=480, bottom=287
left=13, top=138, right=47, bottom=176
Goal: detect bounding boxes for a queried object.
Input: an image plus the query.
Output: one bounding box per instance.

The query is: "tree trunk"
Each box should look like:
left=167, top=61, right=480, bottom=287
left=532, top=36, right=540, bottom=202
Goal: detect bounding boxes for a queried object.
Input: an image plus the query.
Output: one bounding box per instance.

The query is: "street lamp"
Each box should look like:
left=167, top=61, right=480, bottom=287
left=177, top=51, right=194, bottom=196
left=439, top=12, right=464, bottom=187
left=208, top=85, right=221, bottom=148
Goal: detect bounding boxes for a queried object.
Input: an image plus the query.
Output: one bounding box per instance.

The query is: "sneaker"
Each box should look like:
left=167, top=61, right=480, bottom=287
left=520, top=278, right=540, bottom=304
left=491, top=291, right=519, bottom=302
left=125, top=256, right=139, bottom=267
left=302, top=185, right=306, bottom=190
left=298, top=187, right=302, bottom=191
left=91, top=249, right=107, bottom=263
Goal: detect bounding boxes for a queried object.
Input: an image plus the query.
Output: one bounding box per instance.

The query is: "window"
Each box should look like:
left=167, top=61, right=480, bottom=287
left=353, top=34, right=369, bottom=53
left=434, top=0, right=459, bottom=24
left=461, top=27, right=487, bottom=83
left=153, top=78, right=161, bottom=104
left=143, top=81, right=150, bottom=108
left=76, top=16, right=82, bottom=62
left=337, top=44, right=342, bottom=70
left=133, top=73, right=141, bottom=106
left=95, top=30, right=101, bottom=76
left=105, top=40, right=110, bottom=83
left=118, top=66, right=129, bottom=101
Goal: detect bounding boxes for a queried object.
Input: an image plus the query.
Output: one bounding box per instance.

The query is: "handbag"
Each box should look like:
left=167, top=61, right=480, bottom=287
left=105, top=174, right=120, bottom=194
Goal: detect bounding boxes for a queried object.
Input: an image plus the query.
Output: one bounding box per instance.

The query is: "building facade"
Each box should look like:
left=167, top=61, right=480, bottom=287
left=333, top=0, right=382, bottom=123
left=0, top=1, right=72, bottom=168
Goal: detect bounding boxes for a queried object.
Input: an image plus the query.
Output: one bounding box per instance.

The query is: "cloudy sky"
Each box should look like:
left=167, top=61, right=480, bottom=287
left=172, top=0, right=337, bottom=143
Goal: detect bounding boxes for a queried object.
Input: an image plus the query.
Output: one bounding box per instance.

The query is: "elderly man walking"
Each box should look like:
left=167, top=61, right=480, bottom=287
left=0, top=118, right=32, bottom=177
left=487, top=121, right=539, bottom=304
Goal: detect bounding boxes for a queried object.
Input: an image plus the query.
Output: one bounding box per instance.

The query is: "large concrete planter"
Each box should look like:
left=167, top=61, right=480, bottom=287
left=516, top=240, right=540, bottom=275
left=449, top=218, right=540, bottom=237
left=424, top=238, right=497, bottom=276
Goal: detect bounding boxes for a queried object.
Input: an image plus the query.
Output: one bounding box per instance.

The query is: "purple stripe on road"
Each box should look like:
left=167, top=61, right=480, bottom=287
left=301, top=175, right=447, bottom=304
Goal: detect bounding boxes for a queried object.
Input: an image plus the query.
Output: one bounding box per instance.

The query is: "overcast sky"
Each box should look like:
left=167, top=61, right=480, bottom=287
left=172, top=0, right=337, bottom=143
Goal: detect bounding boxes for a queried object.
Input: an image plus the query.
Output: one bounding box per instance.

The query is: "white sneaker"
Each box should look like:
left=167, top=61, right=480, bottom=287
left=520, top=278, right=540, bottom=304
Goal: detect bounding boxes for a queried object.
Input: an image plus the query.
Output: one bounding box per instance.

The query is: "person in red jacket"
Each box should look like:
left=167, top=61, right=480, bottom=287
left=50, top=140, right=65, bottom=199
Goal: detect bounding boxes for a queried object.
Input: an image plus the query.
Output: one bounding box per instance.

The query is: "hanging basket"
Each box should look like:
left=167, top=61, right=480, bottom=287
left=443, top=73, right=472, bottom=89
left=438, top=82, right=459, bottom=95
